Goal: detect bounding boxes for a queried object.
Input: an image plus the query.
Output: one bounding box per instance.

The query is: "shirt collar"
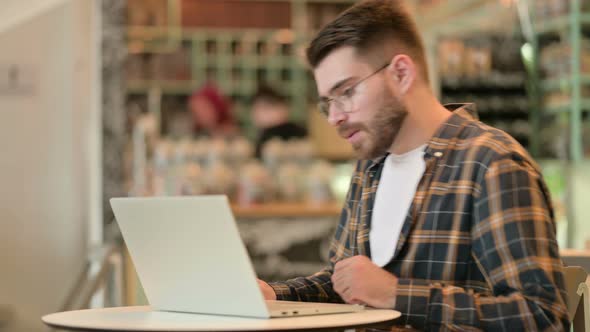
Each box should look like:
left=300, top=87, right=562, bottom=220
left=423, top=103, right=478, bottom=160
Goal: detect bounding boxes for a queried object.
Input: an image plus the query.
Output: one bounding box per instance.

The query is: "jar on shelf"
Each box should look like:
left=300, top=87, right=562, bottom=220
left=261, top=138, right=285, bottom=172
left=276, top=162, right=304, bottom=202
left=236, top=160, right=273, bottom=205
left=228, top=136, right=254, bottom=167
left=204, top=160, right=237, bottom=200
left=306, top=160, right=335, bottom=204
left=179, top=163, right=205, bottom=196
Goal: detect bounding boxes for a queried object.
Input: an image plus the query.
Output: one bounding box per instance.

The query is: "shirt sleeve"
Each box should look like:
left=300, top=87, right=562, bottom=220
left=268, top=162, right=367, bottom=303
left=268, top=266, right=343, bottom=303
left=268, top=202, right=350, bottom=303
left=393, top=155, right=569, bottom=331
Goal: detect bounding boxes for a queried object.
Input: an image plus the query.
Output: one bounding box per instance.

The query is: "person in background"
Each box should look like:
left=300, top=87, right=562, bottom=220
left=251, top=85, right=307, bottom=158
left=256, top=0, right=569, bottom=331
left=189, top=83, right=238, bottom=138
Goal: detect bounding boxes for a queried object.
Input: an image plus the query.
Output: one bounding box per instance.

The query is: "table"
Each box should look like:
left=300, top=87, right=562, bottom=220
left=42, top=306, right=400, bottom=331
left=561, top=249, right=590, bottom=273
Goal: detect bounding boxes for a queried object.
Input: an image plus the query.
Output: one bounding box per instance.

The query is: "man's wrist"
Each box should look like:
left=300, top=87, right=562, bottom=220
left=268, top=282, right=294, bottom=301
left=262, top=280, right=277, bottom=300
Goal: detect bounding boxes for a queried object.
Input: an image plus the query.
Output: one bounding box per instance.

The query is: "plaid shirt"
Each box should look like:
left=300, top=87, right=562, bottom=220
left=270, top=104, right=569, bottom=331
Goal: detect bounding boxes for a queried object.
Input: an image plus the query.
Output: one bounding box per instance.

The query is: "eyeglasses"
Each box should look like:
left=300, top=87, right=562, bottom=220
left=317, top=63, right=389, bottom=117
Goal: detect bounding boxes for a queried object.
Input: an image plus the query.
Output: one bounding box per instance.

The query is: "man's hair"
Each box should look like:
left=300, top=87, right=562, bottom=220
left=306, top=0, right=429, bottom=82
left=252, top=85, right=288, bottom=106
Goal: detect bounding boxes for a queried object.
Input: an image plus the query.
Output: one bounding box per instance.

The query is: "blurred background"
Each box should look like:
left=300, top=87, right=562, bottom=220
left=1, top=0, right=590, bottom=331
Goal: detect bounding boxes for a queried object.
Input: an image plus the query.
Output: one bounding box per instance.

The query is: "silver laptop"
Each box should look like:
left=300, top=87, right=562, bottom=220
left=110, top=196, right=363, bottom=319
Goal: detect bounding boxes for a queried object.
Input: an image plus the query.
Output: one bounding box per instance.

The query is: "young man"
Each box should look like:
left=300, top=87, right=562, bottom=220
left=258, top=1, right=569, bottom=330
left=250, top=85, right=307, bottom=158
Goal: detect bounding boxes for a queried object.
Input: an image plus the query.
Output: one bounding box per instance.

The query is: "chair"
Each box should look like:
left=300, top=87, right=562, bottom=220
left=0, top=304, right=14, bottom=331
left=563, top=266, right=590, bottom=331
left=59, top=243, right=125, bottom=311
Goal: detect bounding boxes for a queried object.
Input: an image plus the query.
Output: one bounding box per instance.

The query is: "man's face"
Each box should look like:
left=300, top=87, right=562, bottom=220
left=314, top=47, right=408, bottom=160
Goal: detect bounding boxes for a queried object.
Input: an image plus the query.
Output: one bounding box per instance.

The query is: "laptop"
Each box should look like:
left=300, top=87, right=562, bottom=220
left=110, top=195, right=364, bottom=319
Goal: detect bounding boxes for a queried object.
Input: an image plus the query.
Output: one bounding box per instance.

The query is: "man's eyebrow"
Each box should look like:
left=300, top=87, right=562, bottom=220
left=319, top=77, right=356, bottom=99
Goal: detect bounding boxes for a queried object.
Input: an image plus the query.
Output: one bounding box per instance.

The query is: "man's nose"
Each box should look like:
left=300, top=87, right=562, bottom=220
left=327, top=108, right=347, bottom=127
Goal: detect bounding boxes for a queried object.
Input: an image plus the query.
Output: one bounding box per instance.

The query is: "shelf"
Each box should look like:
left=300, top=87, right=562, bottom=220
left=128, top=26, right=310, bottom=45
left=126, top=82, right=280, bottom=97
left=415, top=0, right=490, bottom=30
left=127, top=77, right=301, bottom=97
left=535, top=13, right=590, bottom=35
left=535, top=16, right=570, bottom=35
left=207, top=56, right=296, bottom=67
left=441, top=74, right=525, bottom=90
left=126, top=81, right=197, bottom=95
left=545, top=98, right=590, bottom=114
left=561, top=248, right=590, bottom=258
left=231, top=202, right=341, bottom=218
left=541, top=75, right=590, bottom=92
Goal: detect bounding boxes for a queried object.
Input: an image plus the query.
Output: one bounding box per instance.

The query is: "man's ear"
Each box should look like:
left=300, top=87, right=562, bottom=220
left=387, top=54, right=416, bottom=95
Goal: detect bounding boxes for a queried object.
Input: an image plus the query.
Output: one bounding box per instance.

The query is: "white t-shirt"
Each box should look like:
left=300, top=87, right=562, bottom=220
left=370, top=145, right=427, bottom=267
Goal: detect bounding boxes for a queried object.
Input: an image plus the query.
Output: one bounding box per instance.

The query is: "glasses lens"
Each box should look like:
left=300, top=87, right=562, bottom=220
left=338, top=96, right=350, bottom=113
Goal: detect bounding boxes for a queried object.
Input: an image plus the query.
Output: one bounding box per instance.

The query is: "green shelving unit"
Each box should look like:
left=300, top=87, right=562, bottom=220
left=528, top=0, right=589, bottom=161
left=540, top=74, right=590, bottom=91
left=526, top=0, right=590, bottom=248
left=127, top=28, right=310, bottom=127
left=125, top=0, right=356, bottom=139
left=534, top=12, right=590, bottom=35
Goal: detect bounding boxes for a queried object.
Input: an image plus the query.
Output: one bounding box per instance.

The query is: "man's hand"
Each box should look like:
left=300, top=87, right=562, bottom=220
left=332, top=255, right=398, bottom=308
left=257, top=279, right=277, bottom=300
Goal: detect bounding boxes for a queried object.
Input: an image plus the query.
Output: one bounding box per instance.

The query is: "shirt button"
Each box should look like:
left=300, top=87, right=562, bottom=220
left=434, top=152, right=443, bottom=158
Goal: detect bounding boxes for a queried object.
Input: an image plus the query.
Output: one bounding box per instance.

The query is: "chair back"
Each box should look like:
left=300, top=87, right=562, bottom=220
left=564, top=266, right=587, bottom=320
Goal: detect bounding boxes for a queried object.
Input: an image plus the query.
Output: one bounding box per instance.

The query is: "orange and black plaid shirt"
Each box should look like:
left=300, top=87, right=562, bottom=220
left=270, top=104, right=569, bottom=331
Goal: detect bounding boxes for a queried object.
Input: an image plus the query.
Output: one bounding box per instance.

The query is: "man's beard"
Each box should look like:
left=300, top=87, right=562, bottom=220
left=339, top=98, right=408, bottom=160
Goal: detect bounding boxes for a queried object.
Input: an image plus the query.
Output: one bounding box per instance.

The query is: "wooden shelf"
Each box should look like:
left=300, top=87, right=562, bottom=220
left=545, top=99, right=590, bottom=114
left=126, top=80, right=197, bottom=94
left=535, top=13, right=590, bottom=36
left=440, top=74, right=525, bottom=90
left=231, top=202, right=341, bottom=218
left=541, top=75, right=590, bottom=92
left=561, top=249, right=590, bottom=258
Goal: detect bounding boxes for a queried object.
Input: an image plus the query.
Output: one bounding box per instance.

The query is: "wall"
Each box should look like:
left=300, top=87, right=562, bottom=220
left=0, top=1, right=100, bottom=331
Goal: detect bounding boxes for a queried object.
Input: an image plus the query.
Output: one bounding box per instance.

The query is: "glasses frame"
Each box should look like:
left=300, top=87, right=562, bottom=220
left=317, top=63, right=389, bottom=117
